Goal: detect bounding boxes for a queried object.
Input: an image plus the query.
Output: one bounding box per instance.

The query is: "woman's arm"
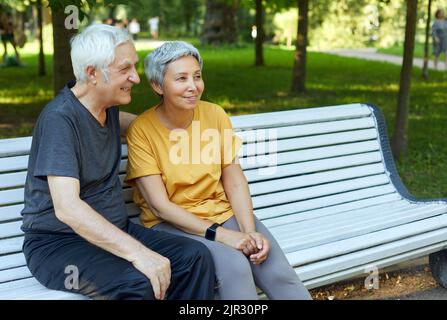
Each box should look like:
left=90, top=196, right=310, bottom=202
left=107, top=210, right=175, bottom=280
left=135, top=174, right=257, bottom=256
left=221, top=161, right=270, bottom=264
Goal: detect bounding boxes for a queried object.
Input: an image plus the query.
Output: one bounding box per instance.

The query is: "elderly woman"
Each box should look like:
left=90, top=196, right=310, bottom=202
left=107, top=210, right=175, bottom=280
left=433, top=9, right=447, bottom=70
left=125, top=41, right=312, bottom=300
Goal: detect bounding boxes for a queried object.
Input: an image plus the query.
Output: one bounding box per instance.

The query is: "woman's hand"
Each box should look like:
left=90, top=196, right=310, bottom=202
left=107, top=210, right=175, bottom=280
left=247, top=232, right=270, bottom=265
left=216, top=228, right=258, bottom=256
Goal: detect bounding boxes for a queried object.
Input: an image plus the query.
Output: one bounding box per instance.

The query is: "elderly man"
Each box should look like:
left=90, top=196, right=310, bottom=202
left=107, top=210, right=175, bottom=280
left=20, top=24, right=215, bottom=300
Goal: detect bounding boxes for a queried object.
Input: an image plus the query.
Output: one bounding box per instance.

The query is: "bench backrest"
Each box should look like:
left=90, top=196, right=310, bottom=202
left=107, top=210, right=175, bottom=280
left=0, top=103, right=401, bottom=285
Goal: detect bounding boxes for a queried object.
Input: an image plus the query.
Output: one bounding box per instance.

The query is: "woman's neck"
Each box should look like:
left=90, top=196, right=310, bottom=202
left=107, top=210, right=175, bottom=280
left=157, top=102, right=194, bottom=130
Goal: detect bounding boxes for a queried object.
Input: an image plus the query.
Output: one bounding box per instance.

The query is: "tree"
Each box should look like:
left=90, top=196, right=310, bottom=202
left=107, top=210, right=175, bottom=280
left=37, top=0, right=45, bottom=76
left=254, top=0, right=265, bottom=66
left=391, top=0, right=418, bottom=161
left=422, top=0, right=432, bottom=80
left=202, top=0, right=239, bottom=45
left=47, top=0, right=126, bottom=94
left=291, top=0, right=308, bottom=93
left=50, top=5, right=77, bottom=93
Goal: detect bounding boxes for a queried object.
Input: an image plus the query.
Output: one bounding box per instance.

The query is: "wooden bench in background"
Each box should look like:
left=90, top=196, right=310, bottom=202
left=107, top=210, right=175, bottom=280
left=1, top=103, right=447, bottom=299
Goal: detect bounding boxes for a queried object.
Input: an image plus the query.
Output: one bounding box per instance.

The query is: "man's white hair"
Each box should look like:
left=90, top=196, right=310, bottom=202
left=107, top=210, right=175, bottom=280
left=70, top=24, right=133, bottom=83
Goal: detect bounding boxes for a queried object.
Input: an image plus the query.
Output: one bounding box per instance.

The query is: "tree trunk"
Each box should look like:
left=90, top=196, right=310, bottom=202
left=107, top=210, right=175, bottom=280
left=37, top=0, right=45, bottom=76
left=291, top=0, right=309, bottom=93
left=392, top=0, right=418, bottom=162
left=51, top=8, right=77, bottom=95
left=201, top=0, right=238, bottom=45
left=422, top=0, right=432, bottom=80
left=255, top=0, right=264, bottom=66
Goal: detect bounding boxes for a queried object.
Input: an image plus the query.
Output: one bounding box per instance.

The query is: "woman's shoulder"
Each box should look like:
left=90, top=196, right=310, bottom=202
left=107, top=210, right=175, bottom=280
left=198, top=100, right=228, bottom=117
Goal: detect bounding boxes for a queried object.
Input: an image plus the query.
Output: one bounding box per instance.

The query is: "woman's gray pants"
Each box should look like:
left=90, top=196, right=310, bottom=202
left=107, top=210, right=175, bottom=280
left=153, top=215, right=312, bottom=300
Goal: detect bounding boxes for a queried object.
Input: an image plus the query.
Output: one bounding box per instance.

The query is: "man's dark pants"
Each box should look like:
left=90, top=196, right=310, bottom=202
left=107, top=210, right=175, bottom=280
left=23, top=222, right=215, bottom=300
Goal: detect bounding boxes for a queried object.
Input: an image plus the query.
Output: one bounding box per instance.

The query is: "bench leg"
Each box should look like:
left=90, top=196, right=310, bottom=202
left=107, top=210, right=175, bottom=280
left=429, top=250, right=447, bottom=289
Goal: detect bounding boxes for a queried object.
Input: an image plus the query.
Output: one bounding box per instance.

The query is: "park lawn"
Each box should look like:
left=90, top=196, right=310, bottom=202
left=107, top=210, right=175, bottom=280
left=0, top=45, right=446, bottom=199
left=377, top=42, right=427, bottom=59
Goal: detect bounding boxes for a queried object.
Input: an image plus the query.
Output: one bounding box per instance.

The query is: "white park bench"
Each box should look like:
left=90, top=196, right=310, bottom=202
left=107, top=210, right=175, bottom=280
left=0, top=103, right=446, bottom=299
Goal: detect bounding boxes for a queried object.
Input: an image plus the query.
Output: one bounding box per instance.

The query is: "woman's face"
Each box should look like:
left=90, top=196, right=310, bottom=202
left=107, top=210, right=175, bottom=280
left=153, top=55, right=204, bottom=111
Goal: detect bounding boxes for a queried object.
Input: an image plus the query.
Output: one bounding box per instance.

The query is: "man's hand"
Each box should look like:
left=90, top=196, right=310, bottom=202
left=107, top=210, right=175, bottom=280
left=247, top=232, right=270, bottom=265
left=130, top=247, right=171, bottom=300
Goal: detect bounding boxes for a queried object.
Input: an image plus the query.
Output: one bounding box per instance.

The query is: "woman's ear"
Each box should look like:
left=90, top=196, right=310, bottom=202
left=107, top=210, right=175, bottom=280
left=150, top=81, right=163, bottom=96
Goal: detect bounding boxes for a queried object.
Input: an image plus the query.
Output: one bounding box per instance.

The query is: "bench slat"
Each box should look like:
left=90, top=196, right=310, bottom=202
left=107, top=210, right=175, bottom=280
left=0, top=171, right=27, bottom=189
left=263, top=193, right=402, bottom=228
left=299, top=229, right=447, bottom=284
left=0, top=253, right=26, bottom=271
left=249, top=163, right=385, bottom=196
left=255, top=185, right=398, bottom=220
left=276, top=204, right=446, bottom=251
left=0, top=204, right=24, bottom=222
left=0, top=278, right=86, bottom=300
left=252, top=175, right=390, bottom=209
left=287, top=213, right=447, bottom=267
left=0, top=221, right=22, bottom=239
left=231, top=104, right=371, bottom=130
left=276, top=200, right=415, bottom=237
left=0, top=266, right=31, bottom=283
left=240, top=128, right=378, bottom=158
left=270, top=198, right=409, bottom=233
left=237, top=117, right=375, bottom=143
left=0, top=237, right=23, bottom=255
left=241, top=140, right=380, bottom=170
left=0, top=137, right=32, bottom=157
left=244, top=152, right=383, bottom=183
left=0, top=155, right=29, bottom=173
left=301, top=239, right=447, bottom=289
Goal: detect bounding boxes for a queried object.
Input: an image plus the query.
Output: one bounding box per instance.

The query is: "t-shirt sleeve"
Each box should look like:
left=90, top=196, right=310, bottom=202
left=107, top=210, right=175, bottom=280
left=125, top=121, right=161, bottom=185
left=33, top=112, right=80, bottom=179
left=217, top=106, right=242, bottom=169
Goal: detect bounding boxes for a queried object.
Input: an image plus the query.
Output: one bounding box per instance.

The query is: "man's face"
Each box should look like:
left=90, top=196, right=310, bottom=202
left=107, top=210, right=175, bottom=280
left=96, top=42, right=140, bottom=106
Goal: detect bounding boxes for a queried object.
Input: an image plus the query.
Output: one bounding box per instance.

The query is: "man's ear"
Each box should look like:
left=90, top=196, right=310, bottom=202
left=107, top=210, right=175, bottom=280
left=86, top=66, right=97, bottom=84
left=150, top=81, right=163, bottom=96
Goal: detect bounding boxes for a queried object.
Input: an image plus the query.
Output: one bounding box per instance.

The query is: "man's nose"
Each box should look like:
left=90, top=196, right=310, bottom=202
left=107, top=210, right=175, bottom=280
left=129, top=67, right=140, bottom=84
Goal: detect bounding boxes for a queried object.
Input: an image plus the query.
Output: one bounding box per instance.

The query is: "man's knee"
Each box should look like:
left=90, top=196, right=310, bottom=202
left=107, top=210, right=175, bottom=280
left=107, top=268, right=154, bottom=300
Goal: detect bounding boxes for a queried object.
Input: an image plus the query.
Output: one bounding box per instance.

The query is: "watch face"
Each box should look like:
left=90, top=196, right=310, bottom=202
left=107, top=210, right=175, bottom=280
left=205, top=224, right=219, bottom=241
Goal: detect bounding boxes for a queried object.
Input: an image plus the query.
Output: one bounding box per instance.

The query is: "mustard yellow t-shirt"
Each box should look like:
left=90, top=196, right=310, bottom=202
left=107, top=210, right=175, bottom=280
left=125, top=100, right=242, bottom=228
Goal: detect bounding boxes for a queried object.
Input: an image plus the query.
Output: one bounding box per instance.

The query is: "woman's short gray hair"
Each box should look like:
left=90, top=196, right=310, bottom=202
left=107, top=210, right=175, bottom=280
left=144, top=41, right=203, bottom=88
left=70, top=24, right=133, bottom=83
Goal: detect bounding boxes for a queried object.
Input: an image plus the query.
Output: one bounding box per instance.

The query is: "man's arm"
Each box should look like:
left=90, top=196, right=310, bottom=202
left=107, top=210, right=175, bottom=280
left=48, top=175, right=170, bottom=300
left=119, top=111, right=137, bottom=137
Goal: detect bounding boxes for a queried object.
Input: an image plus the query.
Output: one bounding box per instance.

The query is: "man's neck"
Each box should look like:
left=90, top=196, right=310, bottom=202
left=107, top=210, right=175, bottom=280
left=71, top=82, right=108, bottom=125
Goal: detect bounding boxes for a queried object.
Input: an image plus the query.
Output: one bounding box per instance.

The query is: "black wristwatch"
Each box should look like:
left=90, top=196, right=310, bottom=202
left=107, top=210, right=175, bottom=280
left=205, top=223, right=220, bottom=241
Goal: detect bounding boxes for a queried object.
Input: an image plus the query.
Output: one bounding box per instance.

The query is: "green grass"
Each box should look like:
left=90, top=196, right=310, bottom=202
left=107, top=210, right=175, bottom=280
left=377, top=42, right=428, bottom=59
left=1, top=45, right=447, bottom=199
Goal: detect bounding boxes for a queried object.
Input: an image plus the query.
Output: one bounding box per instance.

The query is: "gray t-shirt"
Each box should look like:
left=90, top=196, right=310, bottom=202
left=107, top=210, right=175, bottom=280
left=21, top=83, right=128, bottom=233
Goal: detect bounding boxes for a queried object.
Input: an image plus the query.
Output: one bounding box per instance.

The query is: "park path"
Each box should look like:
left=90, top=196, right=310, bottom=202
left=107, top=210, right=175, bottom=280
left=321, top=48, right=440, bottom=71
